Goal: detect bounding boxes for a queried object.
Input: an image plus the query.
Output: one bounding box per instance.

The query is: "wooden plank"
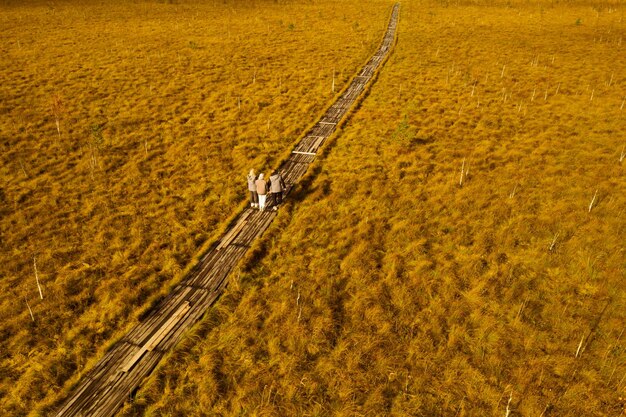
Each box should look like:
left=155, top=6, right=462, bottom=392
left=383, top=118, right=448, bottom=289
left=205, top=247, right=249, bottom=294
left=58, top=342, right=137, bottom=416
left=216, top=210, right=252, bottom=251
left=197, top=246, right=239, bottom=289
left=120, top=301, right=190, bottom=373
left=288, top=153, right=315, bottom=164
left=312, top=136, right=326, bottom=151
left=123, top=286, right=192, bottom=345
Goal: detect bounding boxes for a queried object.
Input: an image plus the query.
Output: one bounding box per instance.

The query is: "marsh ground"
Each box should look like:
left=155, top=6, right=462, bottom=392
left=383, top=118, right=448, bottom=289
left=1, top=0, right=625, bottom=416
left=0, top=1, right=390, bottom=414
left=121, top=1, right=625, bottom=416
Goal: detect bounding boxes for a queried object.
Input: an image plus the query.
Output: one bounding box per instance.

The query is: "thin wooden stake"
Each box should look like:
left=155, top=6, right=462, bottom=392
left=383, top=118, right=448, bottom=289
left=459, top=158, right=465, bottom=186
left=505, top=391, right=513, bottom=417
left=19, top=160, right=28, bottom=177
left=25, top=297, right=34, bottom=322
left=33, top=256, right=43, bottom=299
left=588, top=189, right=598, bottom=212
left=555, top=82, right=561, bottom=95
left=515, top=297, right=528, bottom=321
left=549, top=232, right=559, bottom=251
left=575, top=334, right=585, bottom=357
left=501, top=64, right=506, bottom=78
left=619, top=144, right=625, bottom=162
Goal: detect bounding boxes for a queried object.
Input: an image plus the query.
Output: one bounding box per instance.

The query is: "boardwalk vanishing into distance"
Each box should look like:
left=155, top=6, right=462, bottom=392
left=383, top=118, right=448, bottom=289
left=53, top=4, right=399, bottom=416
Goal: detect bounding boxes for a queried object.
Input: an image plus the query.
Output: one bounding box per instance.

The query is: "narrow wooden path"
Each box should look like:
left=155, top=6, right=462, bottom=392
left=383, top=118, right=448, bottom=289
left=53, top=4, right=399, bottom=416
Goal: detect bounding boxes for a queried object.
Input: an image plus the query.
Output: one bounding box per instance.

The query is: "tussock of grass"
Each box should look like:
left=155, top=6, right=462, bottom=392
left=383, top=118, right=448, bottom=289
left=0, top=0, right=392, bottom=415
left=119, top=1, right=625, bottom=416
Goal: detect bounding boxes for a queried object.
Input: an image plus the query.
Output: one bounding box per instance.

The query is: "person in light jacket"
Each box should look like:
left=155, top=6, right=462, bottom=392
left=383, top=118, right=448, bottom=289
left=247, top=169, right=258, bottom=208
left=269, top=171, right=286, bottom=210
left=255, top=173, right=268, bottom=211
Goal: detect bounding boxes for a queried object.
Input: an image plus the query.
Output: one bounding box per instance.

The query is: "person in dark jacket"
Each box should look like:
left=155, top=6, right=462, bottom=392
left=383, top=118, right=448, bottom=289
left=247, top=169, right=258, bottom=208
left=269, top=171, right=286, bottom=210
left=255, top=173, right=268, bottom=211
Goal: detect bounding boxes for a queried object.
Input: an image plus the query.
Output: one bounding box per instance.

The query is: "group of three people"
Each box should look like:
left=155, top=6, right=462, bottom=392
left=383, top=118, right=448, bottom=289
left=247, top=169, right=286, bottom=211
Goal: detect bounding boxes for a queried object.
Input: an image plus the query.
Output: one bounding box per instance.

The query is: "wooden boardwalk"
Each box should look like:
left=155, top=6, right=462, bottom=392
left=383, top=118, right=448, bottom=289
left=53, top=4, right=399, bottom=416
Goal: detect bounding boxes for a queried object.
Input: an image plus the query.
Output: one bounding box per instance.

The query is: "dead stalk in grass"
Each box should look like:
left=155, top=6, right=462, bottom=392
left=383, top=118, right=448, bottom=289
left=588, top=189, right=598, bottom=212
left=459, top=158, right=465, bottom=186
left=24, top=297, right=34, bottom=322
left=33, top=256, right=43, bottom=300
left=505, top=391, right=513, bottom=417
left=50, top=94, right=64, bottom=140
left=575, top=334, right=585, bottom=358
left=549, top=232, right=559, bottom=251
left=19, top=160, right=28, bottom=177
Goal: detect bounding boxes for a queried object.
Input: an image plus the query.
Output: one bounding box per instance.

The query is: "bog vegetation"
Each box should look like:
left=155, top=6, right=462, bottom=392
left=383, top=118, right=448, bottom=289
left=1, top=0, right=624, bottom=416
left=118, top=1, right=624, bottom=416
left=0, top=0, right=390, bottom=415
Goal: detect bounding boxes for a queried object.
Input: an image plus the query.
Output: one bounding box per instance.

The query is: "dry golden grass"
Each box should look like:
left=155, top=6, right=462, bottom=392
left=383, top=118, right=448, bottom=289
left=113, top=1, right=625, bottom=416
left=0, top=1, right=392, bottom=415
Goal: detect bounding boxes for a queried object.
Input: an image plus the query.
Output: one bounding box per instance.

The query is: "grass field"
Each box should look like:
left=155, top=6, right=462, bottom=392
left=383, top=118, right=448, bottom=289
left=0, top=1, right=392, bottom=415
left=105, top=1, right=625, bottom=416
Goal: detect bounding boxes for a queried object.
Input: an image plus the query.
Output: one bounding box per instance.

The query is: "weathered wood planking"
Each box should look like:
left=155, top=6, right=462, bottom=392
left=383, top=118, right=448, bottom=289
left=52, top=4, right=399, bottom=417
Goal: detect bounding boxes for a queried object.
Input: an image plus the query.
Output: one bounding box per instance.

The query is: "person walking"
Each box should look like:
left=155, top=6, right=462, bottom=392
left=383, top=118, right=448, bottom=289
left=247, top=169, right=258, bottom=208
left=255, top=173, right=268, bottom=211
left=269, top=171, right=286, bottom=210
